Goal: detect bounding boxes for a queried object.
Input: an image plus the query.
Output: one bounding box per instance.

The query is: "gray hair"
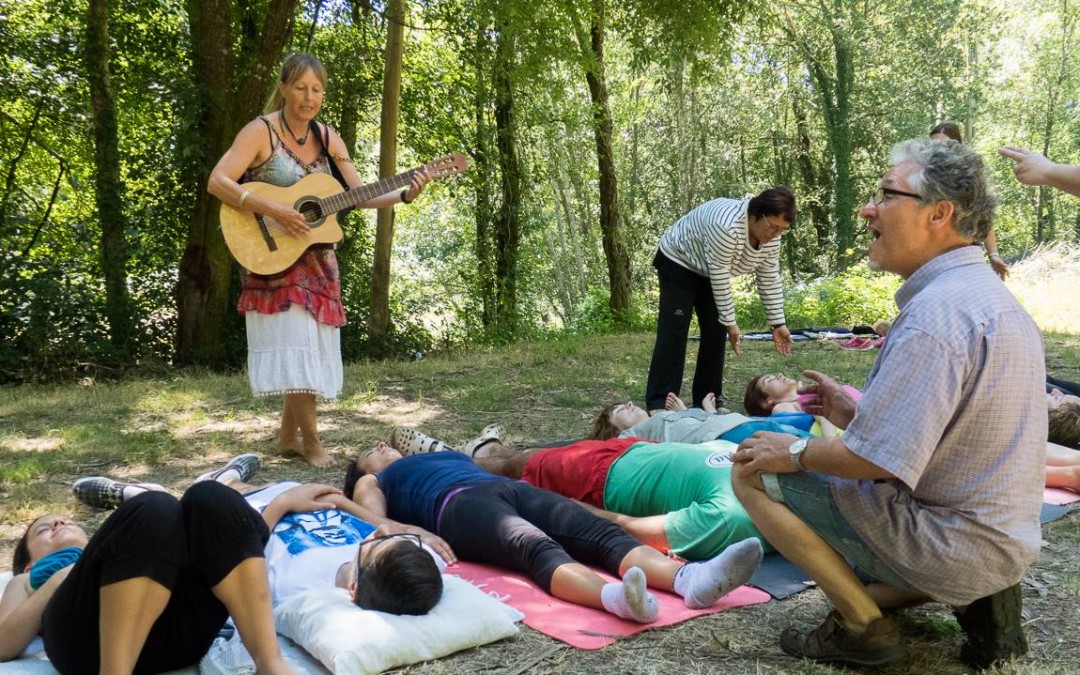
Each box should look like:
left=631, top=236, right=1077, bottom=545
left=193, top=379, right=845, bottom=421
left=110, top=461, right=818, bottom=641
left=888, top=139, right=996, bottom=242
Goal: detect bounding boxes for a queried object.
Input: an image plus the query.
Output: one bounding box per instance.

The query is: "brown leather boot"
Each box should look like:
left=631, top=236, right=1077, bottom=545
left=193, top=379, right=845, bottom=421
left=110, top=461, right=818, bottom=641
left=954, top=583, right=1027, bottom=669
left=780, top=610, right=906, bottom=667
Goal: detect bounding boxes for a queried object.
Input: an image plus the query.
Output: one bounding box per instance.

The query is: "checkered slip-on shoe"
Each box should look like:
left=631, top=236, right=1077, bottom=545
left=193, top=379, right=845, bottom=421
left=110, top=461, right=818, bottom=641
left=195, top=453, right=262, bottom=484
left=73, top=477, right=163, bottom=510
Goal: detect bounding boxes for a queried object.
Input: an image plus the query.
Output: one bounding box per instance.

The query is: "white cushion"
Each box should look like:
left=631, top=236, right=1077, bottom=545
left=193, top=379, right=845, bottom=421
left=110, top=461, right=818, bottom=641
left=274, top=575, right=522, bottom=674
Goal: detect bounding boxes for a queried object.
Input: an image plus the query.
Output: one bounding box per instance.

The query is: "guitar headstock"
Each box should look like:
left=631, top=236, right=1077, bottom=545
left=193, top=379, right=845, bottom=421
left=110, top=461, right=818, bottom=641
left=424, top=153, right=470, bottom=180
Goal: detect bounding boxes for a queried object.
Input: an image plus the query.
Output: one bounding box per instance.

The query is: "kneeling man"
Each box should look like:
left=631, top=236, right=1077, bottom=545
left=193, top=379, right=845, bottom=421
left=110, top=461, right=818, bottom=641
left=732, top=139, right=1045, bottom=669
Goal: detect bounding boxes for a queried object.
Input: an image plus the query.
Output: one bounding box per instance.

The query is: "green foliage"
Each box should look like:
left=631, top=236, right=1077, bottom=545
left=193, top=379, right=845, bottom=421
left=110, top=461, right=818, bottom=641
left=567, top=287, right=651, bottom=335
left=733, top=263, right=901, bottom=330
left=1, top=0, right=1078, bottom=382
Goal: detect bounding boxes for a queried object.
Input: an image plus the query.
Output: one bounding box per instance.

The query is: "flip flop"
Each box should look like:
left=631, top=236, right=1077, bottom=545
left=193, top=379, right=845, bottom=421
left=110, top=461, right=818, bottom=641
left=391, top=426, right=454, bottom=455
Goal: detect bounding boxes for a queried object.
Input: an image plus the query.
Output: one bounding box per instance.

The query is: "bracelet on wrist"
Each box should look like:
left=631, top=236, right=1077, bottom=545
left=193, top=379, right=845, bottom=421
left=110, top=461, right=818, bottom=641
left=400, top=188, right=413, bottom=205
left=238, top=189, right=252, bottom=209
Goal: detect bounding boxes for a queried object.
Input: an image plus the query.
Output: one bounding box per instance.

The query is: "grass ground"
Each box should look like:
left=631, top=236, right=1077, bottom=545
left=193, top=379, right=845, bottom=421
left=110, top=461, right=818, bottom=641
left=2, top=331, right=1078, bottom=675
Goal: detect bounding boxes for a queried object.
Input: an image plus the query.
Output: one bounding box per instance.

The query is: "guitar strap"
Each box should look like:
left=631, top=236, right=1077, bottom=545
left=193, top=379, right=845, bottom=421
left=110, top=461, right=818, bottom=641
left=309, top=120, right=349, bottom=189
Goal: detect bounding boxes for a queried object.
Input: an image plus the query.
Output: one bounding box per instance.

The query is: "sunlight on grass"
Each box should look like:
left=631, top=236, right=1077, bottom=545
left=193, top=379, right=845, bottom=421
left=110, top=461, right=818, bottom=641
left=1009, top=243, right=1080, bottom=335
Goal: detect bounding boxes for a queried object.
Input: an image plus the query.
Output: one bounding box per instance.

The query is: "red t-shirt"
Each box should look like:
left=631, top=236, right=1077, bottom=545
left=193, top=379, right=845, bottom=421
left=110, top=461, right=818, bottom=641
left=521, top=437, right=644, bottom=507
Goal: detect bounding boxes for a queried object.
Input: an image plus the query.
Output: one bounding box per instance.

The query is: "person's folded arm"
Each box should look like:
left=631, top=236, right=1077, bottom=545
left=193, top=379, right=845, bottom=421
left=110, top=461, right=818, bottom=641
left=0, top=567, right=71, bottom=662
left=733, top=432, right=895, bottom=480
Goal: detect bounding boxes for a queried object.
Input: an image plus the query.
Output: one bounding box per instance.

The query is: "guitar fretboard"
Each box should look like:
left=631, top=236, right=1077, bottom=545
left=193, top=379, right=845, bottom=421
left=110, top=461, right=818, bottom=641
left=320, top=169, right=418, bottom=214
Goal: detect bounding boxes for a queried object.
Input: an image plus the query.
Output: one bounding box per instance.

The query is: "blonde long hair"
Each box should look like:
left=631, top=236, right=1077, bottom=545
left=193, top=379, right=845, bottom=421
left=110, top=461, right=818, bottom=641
left=263, top=52, right=328, bottom=114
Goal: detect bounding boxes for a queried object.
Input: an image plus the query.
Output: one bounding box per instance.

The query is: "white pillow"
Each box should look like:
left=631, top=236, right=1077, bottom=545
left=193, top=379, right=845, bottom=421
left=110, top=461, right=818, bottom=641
left=274, top=575, right=522, bottom=675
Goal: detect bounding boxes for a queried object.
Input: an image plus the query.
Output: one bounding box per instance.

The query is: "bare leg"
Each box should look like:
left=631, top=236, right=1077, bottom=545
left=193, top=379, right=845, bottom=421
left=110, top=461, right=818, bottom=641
left=286, top=392, right=330, bottom=467
left=621, top=540, right=762, bottom=608
left=212, top=557, right=294, bottom=674
left=549, top=562, right=608, bottom=609
left=1046, top=466, right=1080, bottom=492
left=619, top=544, right=682, bottom=589
left=550, top=563, right=658, bottom=623
left=574, top=502, right=671, bottom=553
left=473, top=441, right=546, bottom=478
left=732, top=464, right=883, bottom=631
left=866, top=583, right=931, bottom=610
left=98, top=578, right=171, bottom=674
left=1046, top=442, right=1080, bottom=492
left=276, top=398, right=301, bottom=455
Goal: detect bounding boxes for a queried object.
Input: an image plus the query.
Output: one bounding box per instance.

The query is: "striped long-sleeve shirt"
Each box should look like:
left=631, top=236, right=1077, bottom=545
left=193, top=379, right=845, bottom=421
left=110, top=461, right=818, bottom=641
left=658, top=197, right=785, bottom=327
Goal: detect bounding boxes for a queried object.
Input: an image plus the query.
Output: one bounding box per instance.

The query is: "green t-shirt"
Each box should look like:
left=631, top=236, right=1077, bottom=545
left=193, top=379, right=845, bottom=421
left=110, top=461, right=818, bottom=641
left=604, top=440, right=772, bottom=560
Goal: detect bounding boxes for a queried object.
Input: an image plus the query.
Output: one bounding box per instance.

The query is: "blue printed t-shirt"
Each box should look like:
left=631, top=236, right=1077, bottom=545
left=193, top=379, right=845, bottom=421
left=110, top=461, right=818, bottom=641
left=378, top=452, right=508, bottom=532
left=244, top=481, right=376, bottom=605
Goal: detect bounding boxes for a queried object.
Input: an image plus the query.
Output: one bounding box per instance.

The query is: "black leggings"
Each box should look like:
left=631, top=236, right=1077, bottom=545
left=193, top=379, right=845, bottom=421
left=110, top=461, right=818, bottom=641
left=645, top=249, right=726, bottom=410
left=42, top=482, right=269, bottom=675
left=437, top=481, right=640, bottom=593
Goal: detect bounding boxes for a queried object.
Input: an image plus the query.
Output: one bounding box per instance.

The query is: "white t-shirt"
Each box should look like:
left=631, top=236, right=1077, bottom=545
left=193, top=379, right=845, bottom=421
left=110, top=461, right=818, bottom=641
left=244, top=482, right=446, bottom=606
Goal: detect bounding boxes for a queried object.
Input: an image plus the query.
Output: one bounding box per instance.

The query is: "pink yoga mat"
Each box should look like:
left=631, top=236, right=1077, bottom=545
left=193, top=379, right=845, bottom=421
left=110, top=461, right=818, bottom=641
left=448, top=561, right=771, bottom=649
left=1045, top=487, right=1080, bottom=505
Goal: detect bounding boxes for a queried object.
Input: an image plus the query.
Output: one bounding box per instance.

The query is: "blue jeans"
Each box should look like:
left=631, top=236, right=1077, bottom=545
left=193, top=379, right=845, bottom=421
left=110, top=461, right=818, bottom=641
left=762, top=471, right=918, bottom=593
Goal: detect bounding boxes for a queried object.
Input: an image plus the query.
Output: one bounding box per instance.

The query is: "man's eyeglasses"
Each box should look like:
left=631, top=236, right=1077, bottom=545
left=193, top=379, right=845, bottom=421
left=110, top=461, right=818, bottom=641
left=870, top=187, right=922, bottom=205
left=353, top=533, right=422, bottom=587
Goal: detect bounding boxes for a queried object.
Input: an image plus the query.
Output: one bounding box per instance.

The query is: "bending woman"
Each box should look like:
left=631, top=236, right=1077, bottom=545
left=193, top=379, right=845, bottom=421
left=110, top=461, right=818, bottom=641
left=207, top=52, right=429, bottom=467
left=0, top=482, right=291, bottom=674
left=644, top=187, right=796, bottom=412
left=344, top=443, right=763, bottom=624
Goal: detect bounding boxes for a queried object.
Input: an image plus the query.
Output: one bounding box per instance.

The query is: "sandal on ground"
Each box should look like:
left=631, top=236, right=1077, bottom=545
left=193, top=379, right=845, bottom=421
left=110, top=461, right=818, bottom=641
left=462, top=423, right=507, bottom=457
left=391, top=426, right=454, bottom=455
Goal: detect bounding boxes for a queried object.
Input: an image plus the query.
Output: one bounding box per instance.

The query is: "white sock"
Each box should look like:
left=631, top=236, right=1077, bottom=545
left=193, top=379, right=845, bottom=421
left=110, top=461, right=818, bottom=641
left=674, top=538, right=764, bottom=609
left=600, top=566, right=658, bottom=623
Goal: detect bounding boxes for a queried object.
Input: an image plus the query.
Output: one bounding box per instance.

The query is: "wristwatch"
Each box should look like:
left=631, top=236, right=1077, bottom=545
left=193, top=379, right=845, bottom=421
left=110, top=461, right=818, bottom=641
left=788, top=437, right=809, bottom=471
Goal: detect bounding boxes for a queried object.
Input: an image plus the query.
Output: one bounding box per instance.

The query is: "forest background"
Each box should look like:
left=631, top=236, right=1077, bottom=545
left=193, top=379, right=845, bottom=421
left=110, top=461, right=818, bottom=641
left=1, top=0, right=1077, bottom=383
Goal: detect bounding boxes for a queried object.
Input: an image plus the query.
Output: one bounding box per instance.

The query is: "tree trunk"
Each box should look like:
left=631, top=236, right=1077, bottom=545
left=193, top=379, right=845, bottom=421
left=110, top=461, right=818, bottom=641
left=369, top=0, right=406, bottom=341
left=791, top=89, right=830, bottom=252
left=492, top=22, right=522, bottom=338
left=581, top=0, right=632, bottom=323
left=472, top=26, right=497, bottom=329
left=86, top=0, right=134, bottom=352
left=830, top=33, right=855, bottom=271
left=175, top=0, right=299, bottom=366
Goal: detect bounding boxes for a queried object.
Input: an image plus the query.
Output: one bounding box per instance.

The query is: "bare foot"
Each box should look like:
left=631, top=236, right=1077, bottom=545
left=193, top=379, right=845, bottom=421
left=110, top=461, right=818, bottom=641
left=665, top=392, right=688, bottom=411
left=301, top=444, right=334, bottom=468
left=702, top=392, right=718, bottom=414
left=276, top=431, right=301, bottom=456
left=275, top=442, right=301, bottom=457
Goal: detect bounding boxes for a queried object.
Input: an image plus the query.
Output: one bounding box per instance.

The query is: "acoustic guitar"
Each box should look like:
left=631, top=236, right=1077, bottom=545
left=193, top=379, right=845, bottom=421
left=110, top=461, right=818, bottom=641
left=220, top=153, right=468, bottom=275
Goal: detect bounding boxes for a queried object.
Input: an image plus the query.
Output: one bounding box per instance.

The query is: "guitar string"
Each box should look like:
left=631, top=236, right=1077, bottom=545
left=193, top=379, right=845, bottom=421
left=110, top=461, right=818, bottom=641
left=252, top=157, right=461, bottom=234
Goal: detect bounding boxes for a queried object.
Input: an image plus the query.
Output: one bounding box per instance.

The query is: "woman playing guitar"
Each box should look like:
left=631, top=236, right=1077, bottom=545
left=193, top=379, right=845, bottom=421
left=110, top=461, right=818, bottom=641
left=208, top=52, right=430, bottom=467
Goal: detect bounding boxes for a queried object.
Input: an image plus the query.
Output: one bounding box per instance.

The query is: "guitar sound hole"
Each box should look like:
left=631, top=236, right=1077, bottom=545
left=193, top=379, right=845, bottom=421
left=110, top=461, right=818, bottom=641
left=298, top=200, right=324, bottom=224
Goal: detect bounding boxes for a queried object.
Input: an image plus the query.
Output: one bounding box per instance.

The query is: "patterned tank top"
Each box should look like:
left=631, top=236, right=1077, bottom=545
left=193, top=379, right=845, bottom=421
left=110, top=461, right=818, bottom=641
left=236, top=118, right=346, bottom=326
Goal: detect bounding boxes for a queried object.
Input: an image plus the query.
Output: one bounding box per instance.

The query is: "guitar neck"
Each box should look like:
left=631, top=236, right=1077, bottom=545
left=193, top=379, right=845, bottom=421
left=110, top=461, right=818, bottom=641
left=319, top=169, right=417, bottom=214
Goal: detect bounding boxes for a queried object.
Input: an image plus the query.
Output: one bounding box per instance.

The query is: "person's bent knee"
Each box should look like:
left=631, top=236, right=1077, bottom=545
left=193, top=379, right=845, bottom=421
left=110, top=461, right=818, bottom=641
left=731, top=463, right=765, bottom=498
